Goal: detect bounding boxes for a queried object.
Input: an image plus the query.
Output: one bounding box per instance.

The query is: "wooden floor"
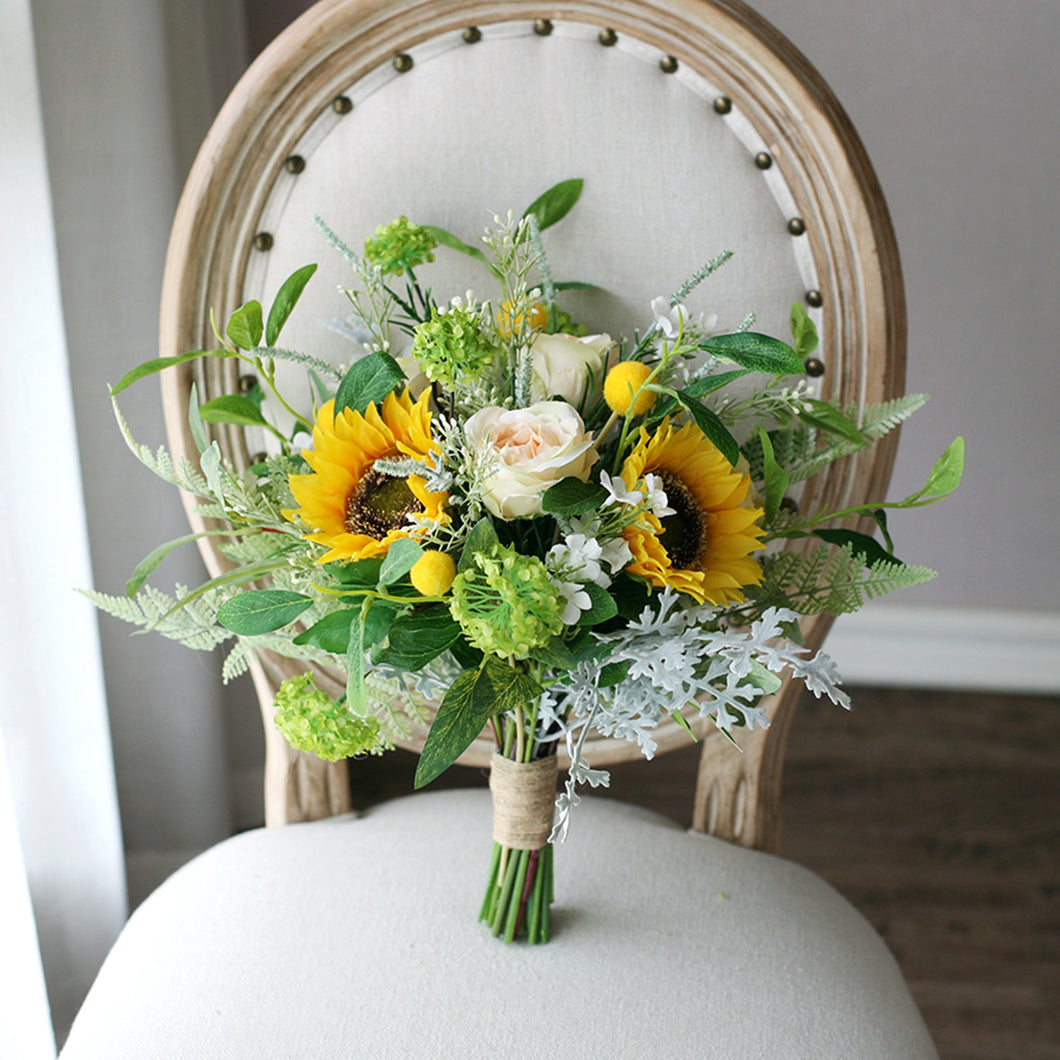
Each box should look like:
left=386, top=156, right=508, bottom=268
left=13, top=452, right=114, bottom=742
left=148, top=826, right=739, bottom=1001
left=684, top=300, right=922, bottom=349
left=354, top=687, right=1060, bottom=1060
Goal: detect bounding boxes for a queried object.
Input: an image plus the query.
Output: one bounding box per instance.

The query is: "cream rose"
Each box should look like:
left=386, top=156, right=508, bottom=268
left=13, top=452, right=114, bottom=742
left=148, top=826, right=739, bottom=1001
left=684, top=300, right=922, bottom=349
left=529, top=332, right=612, bottom=405
left=465, top=401, right=598, bottom=519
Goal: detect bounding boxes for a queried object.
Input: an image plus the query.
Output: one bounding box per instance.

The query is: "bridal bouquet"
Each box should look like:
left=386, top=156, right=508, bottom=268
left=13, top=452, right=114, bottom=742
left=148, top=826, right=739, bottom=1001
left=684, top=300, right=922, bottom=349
left=87, top=179, right=962, bottom=943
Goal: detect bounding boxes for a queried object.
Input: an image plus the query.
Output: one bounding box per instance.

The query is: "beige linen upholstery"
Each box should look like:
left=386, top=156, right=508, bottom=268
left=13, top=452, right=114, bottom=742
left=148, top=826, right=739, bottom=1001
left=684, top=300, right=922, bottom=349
left=62, top=791, right=937, bottom=1058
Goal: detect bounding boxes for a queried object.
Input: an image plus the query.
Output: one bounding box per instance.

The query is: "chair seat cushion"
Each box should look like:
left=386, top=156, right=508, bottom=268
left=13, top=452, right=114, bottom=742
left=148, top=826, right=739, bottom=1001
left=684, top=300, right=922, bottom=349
left=62, top=790, right=936, bottom=1058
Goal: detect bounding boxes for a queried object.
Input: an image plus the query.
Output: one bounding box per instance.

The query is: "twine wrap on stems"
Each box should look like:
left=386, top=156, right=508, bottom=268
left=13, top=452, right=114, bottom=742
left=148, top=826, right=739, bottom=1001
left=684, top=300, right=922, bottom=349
left=489, top=753, right=558, bottom=850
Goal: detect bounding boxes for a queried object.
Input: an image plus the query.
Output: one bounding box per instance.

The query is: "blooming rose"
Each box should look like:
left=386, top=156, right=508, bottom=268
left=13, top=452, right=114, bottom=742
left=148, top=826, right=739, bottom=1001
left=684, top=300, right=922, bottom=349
left=464, top=401, right=597, bottom=519
left=529, top=332, right=612, bottom=405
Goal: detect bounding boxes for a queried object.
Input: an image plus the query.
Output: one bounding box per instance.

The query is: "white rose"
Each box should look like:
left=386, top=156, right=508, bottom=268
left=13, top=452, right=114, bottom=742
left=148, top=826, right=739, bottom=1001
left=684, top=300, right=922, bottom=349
left=529, top=332, right=612, bottom=405
left=464, top=401, right=598, bottom=519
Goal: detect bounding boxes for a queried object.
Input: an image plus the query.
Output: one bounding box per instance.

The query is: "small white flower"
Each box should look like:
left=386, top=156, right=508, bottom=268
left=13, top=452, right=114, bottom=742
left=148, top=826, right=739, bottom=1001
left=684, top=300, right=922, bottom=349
left=650, top=296, right=716, bottom=339
left=600, top=536, right=633, bottom=574
left=548, top=533, right=608, bottom=587
left=599, top=469, right=642, bottom=508
left=551, top=578, right=592, bottom=625
left=642, top=472, right=675, bottom=518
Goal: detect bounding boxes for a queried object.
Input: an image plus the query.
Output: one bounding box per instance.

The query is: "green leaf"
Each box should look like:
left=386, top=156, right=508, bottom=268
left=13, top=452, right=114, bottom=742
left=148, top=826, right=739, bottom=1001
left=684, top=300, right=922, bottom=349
left=814, top=528, right=903, bottom=568
left=551, top=280, right=601, bottom=292
left=759, top=428, right=789, bottom=525
left=459, top=517, right=500, bottom=572
left=125, top=529, right=231, bottom=597
left=528, top=638, right=577, bottom=671
left=577, top=582, right=619, bottom=627
left=682, top=369, right=752, bottom=400
left=422, top=225, right=494, bottom=270
left=915, top=437, right=965, bottom=501
left=331, top=557, right=384, bottom=587
left=794, top=398, right=866, bottom=444
left=187, top=384, right=209, bottom=455
left=293, top=610, right=360, bottom=654
left=523, top=178, right=583, bottom=230
left=362, top=599, right=399, bottom=648
left=598, top=659, right=631, bottom=687
left=346, top=609, right=367, bottom=714
left=111, top=350, right=228, bottom=396
left=378, top=538, right=424, bottom=586
left=790, top=302, right=819, bottom=359
left=677, top=392, right=741, bottom=464
left=541, top=477, right=608, bottom=516
left=226, top=300, right=263, bottom=350
left=334, top=351, right=406, bottom=415
left=611, top=575, right=651, bottom=621
left=198, top=394, right=270, bottom=428
left=265, top=264, right=317, bottom=346
left=216, top=590, right=312, bottom=634
left=743, top=660, right=782, bottom=696
left=414, top=658, right=542, bottom=788
left=372, top=606, right=462, bottom=669
left=698, top=332, right=804, bottom=376
left=670, top=709, right=699, bottom=740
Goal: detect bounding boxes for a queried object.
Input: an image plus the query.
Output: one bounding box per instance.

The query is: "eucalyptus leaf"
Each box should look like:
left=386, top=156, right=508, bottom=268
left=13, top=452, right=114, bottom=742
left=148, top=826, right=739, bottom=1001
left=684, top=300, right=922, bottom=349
left=682, top=369, right=752, bottom=400
left=523, top=178, right=583, bottom=230
left=541, top=477, right=608, bottom=516
left=814, top=528, right=902, bottom=568
left=698, top=332, right=804, bottom=376
left=794, top=399, right=866, bottom=444
left=187, top=383, right=209, bottom=455
left=758, top=428, right=790, bottom=525
left=217, top=590, right=312, bottom=634
left=378, top=538, right=424, bottom=586
left=334, top=351, right=406, bottom=415
left=414, top=658, right=542, bottom=788
left=226, top=300, right=263, bottom=350
left=265, top=264, right=317, bottom=346
left=423, top=225, right=494, bottom=270
left=345, top=609, right=367, bottom=715
left=198, top=394, right=270, bottom=428
left=677, top=392, right=740, bottom=465
left=111, top=350, right=229, bottom=396
left=790, top=302, right=819, bottom=359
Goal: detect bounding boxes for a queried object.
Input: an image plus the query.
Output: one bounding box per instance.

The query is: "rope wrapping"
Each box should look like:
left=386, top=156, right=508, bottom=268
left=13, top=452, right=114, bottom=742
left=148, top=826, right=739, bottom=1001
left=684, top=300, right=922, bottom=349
left=489, top=753, right=558, bottom=850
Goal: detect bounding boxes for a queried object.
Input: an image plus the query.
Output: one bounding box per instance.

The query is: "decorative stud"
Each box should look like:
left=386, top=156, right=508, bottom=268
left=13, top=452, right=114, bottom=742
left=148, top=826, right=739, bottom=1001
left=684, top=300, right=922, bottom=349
left=804, top=358, right=825, bottom=378
left=238, top=374, right=259, bottom=393
left=713, top=96, right=732, bottom=114
left=463, top=26, right=482, bottom=43
left=599, top=27, right=617, bottom=46
left=253, top=232, right=273, bottom=252
left=534, top=19, right=553, bottom=35
left=787, top=217, right=806, bottom=236
left=250, top=452, right=269, bottom=466
left=284, top=155, right=306, bottom=174
left=660, top=55, right=679, bottom=74
left=754, top=152, right=773, bottom=170
left=393, top=53, right=413, bottom=73
left=806, top=289, right=823, bottom=308
left=780, top=496, right=799, bottom=514
left=332, top=96, right=352, bottom=114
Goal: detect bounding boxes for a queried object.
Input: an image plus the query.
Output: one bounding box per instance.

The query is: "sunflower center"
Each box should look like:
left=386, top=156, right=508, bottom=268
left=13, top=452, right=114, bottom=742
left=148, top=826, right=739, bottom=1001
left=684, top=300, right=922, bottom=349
left=345, top=463, right=424, bottom=538
left=656, top=471, right=707, bottom=569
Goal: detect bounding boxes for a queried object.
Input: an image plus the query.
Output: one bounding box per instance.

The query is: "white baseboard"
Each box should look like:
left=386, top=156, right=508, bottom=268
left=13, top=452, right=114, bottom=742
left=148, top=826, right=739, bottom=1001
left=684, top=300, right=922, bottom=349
left=825, top=604, right=1060, bottom=694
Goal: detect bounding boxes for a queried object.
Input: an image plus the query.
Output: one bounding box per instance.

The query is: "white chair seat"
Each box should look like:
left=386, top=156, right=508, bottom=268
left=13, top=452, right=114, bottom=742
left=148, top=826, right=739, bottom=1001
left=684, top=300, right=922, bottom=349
left=61, top=790, right=936, bottom=1058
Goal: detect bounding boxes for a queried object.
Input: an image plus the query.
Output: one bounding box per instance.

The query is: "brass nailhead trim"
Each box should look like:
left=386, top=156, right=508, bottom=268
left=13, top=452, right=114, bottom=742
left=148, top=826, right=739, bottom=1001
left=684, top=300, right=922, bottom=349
left=463, top=26, right=481, bottom=43
left=713, top=96, right=732, bottom=114
left=332, top=96, right=352, bottom=114
left=393, top=53, right=413, bottom=73
left=599, top=28, right=617, bottom=46
left=534, top=19, right=553, bottom=35
left=755, top=152, right=773, bottom=170
left=238, top=374, right=258, bottom=393
left=284, top=155, right=305, bottom=174
left=804, top=358, right=825, bottom=378
left=660, top=54, right=679, bottom=74
left=806, top=289, right=823, bottom=308
left=253, top=232, right=273, bottom=251
left=787, top=217, right=806, bottom=236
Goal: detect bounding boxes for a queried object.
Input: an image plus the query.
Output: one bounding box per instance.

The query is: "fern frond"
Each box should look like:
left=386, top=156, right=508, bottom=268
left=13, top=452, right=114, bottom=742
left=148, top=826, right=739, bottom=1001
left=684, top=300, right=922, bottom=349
left=111, top=396, right=209, bottom=494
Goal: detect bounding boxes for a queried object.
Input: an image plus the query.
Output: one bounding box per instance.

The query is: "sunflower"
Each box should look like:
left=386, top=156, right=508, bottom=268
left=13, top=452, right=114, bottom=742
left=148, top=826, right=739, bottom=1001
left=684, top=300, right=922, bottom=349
left=619, top=420, right=764, bottom=605
left=287, top=388, right=447, bottom=564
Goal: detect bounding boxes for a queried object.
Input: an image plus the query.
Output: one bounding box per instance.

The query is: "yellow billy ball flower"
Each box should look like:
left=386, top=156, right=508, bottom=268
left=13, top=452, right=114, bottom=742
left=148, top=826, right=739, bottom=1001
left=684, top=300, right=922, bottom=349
left=604, top=361, right=656, bottom=416
left=410, top=550, right=457, bottom=596
left=497, top=299, right=548, bottom=337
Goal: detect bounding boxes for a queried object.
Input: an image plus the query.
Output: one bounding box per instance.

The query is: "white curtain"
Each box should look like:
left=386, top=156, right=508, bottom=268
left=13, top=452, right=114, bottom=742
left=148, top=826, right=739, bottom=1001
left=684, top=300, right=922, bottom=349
left=1, top=0, right=247, bottom=1046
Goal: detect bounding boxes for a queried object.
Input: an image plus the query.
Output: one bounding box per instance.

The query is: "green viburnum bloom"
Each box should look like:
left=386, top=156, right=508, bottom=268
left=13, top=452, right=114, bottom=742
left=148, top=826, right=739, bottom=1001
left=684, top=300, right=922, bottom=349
left=363, top=216, right=438, bottom=276
left=410, top=305, right=498, bottom=387
left=449, top=542, right=565, bottom=659
left=273, top=673, right=380, bottom=761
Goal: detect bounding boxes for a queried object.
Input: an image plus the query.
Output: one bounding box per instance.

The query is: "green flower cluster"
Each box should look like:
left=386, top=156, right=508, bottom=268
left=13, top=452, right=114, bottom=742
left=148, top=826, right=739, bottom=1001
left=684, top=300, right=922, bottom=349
left=364, top=216, right=437, bottom=276
left=273, top=673, right=380, bottom=761
left=449, top=543, right=564, bottom=659
left=410, top=305, right=498, bottom=387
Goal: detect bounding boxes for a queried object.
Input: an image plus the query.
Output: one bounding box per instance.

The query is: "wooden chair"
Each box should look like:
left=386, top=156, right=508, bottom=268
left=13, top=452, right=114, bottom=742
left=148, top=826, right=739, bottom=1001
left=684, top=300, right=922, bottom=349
left=62, top=2, right=935, bottom=1056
